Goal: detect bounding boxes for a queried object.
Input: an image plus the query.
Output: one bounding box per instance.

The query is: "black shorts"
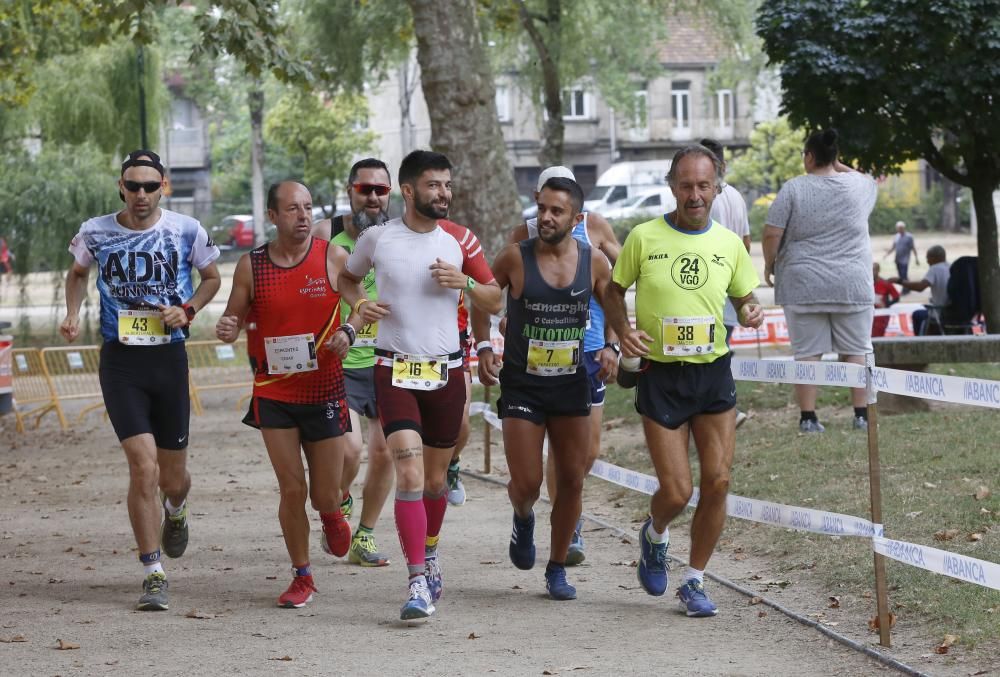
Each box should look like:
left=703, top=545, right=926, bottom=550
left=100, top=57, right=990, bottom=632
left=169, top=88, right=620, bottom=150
left=374, top=363, right=466, bottom=448
left=99, top=340, right=190, bottom=450
left=582, top=349, right=607, bottom=406
left=344, top=366, right=377, bottom=419
left=498, top=375, right=591, bottom=425
left=242, top=396, right=351, bottom=442
left=635, top=353, right=736, bottom=430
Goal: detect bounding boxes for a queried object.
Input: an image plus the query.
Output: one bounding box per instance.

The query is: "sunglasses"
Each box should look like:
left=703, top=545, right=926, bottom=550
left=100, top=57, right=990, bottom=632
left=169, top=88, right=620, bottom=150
left=352, top=183, right=390, bottom=196
left=123, top=180, right=162, bottom=193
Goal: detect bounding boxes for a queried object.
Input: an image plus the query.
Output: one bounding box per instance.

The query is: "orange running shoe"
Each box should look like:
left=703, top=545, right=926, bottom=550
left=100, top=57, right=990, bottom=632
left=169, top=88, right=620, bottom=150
left=321, top=513, right=352, bottom=557
left=278, top=574, right=316, bottom=608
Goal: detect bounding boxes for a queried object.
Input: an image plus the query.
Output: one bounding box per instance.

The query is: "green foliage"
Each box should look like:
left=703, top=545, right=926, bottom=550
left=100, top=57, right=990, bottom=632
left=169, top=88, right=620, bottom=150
left=756, top=0, right=1000, bottom=190
left=0, top=143, right=119, bottom=274
left=264, top=90, right=376, bottom=204
left=727, top=116, right=804, bottom=194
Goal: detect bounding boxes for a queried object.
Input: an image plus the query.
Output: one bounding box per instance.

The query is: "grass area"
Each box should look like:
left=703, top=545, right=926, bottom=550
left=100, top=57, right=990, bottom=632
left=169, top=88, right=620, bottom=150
left=596, top=368, right=1000, bottom=648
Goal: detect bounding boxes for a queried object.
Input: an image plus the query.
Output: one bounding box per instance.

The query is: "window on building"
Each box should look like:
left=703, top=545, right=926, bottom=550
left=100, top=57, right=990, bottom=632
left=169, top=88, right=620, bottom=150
left=632, top=90, right=648, bottom=129
left=714, top=89, right=735, bottom=131
left=563, top=88, right=590, bottom=119
left=496, top=85, right=511, bottom=122
left=671, top=81, right=690, bottom=132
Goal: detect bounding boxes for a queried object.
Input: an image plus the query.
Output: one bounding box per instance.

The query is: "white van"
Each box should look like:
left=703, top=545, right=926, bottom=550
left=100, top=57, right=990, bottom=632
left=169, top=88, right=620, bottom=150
left=584, top=160, right=672, bottom=215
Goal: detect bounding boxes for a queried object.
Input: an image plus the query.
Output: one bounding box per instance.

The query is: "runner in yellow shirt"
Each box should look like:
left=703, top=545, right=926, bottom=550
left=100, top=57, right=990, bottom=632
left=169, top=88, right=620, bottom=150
left=604, top=144, right=763, bottom=617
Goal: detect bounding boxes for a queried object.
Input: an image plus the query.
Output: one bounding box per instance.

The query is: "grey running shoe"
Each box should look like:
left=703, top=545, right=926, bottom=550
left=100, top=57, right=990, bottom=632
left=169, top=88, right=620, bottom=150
left=161, top=501, right=189, bottom=558
left=137, top=572, right=169, bottom=611
left=798, top=419, right=825, bottom=433
left=446, top=465, right=466, bottom=506
left=566, top=519, right=585, bottom=566
left=348, top=531, right=389, bottom=567
left=853, top=416, right=869, bottom=431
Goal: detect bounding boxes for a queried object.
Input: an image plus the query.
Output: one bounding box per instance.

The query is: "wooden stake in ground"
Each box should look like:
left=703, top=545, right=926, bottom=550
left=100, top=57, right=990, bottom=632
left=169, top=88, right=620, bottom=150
left=482, top=384, right=492, bottom=473
left=866, top=352, right=891, bottom=647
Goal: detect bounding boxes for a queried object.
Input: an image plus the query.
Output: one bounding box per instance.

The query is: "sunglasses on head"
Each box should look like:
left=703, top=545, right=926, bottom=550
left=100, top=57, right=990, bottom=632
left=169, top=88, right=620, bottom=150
left=123, top=180, right=162, bottom=193
left=352, top=183, right=390, bottom=196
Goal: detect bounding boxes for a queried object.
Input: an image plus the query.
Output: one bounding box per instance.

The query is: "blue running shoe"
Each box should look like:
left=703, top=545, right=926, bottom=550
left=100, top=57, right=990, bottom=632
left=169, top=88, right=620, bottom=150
left=637, top=518, right=668, bottom=596
left=509, top=511, right=536, bottom=570
left=424, top=551, right=443, bottom=602
left=676, top=579, right=718, bottom=617
left=400, top=577, right=435, bottom=620
left=565, top=519, right=585, bottom=566
left=544, top=565, right=577, bottom=601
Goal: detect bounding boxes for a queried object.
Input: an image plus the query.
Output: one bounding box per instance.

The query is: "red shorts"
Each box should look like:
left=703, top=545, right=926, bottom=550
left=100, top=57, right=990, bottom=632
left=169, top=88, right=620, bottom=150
left=374, top=364, right=466, bottom=448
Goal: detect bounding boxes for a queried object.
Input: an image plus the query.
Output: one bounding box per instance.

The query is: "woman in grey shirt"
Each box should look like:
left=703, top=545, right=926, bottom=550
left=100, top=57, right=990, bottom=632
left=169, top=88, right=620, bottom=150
left=762, top=129, right=877, bottom=433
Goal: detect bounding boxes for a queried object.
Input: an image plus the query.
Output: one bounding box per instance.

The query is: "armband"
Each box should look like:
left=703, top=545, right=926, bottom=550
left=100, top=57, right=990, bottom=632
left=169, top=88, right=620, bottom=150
left=338, top=324, right=357, bottom=346
left=476, top=340, right=494, bottom=355
left=353, top=298, right=370, bottom=315
left=465, top=276, right=476, bottom=291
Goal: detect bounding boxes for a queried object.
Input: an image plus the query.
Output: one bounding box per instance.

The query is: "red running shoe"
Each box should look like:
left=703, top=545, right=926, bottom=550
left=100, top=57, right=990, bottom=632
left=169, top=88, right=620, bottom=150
left=321, top=513, right=352, bottom=557
left=278, top=574, right=316, bottom=608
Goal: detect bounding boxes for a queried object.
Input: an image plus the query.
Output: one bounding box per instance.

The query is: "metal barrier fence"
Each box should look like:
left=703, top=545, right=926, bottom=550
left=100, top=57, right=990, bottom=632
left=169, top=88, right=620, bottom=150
left=185, top=339, right=253, bottom=413
left=10, top=348, right=65, bottom=432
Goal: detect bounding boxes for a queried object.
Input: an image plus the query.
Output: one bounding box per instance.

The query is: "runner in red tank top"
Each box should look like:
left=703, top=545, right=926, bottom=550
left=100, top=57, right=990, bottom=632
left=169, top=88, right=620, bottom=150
left=216, top=181, right=362, bottom=609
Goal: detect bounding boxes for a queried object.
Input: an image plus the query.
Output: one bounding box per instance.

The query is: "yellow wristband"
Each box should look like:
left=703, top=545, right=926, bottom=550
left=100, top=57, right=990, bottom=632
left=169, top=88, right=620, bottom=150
left=354, top=298, right=370, bottom=315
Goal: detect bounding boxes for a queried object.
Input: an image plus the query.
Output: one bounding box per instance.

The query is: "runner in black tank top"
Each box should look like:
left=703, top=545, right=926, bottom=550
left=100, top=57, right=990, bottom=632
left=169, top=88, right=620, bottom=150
left=471, top=176, right=615, bottom=602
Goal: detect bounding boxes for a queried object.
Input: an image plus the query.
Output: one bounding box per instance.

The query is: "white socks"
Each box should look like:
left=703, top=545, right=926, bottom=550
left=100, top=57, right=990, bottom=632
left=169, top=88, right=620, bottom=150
left=143, top=561, right=165, bottom=576
left=684, top=566, right=704, bottom=584
left=646, top=522, right=669, bottom=544
left=164, top=498, right=185, bottom=517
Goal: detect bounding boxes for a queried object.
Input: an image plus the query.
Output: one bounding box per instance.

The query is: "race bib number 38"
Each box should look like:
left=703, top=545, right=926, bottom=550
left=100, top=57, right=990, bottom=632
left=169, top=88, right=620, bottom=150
left=392, top=354, right=448, bottom=391
left=662, top=316, right=715, bottom=355
left=118, top=309, right=170, bottom=345
left=265, top=333, right=318, bottom=374
left=526, top=339, right=578, bottom=376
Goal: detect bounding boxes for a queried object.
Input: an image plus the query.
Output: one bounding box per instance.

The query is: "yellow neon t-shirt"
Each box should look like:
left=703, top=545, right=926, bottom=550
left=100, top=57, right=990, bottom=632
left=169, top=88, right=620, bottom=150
left=612, top=216, right=759, bottom=363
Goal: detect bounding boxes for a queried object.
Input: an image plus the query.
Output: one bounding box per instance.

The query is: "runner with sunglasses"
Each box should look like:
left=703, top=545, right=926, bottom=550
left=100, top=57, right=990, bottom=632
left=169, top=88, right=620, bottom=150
left=60, top=150, right=222, bottom=611
left=338, top=150, right=502, bottom=620
left=314, top=159, right=395, bottom=567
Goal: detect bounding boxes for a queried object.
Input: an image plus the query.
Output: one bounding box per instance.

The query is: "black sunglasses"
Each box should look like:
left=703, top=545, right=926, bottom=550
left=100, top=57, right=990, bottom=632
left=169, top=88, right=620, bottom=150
left=352, top=182, right=391, bottom=196
left=123, top=180, right=162, bottom=193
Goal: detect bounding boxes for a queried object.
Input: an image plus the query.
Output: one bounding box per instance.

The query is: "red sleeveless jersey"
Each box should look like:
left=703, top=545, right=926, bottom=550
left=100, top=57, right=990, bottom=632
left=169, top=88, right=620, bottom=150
left=246, top=238, right=345, bottom=404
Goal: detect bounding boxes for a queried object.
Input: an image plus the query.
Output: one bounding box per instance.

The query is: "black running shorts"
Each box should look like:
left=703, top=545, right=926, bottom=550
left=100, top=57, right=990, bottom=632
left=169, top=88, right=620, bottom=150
left=635, top=353, right=737, bottom=430
left=242, top=396, right=351, bottom=442
left=99, top=341, right=190, bottom=450
left=498, top=376, right=592, bottom=425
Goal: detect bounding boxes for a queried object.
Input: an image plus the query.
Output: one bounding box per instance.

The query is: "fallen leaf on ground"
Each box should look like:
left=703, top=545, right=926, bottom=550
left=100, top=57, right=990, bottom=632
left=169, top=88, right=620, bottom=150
left=185, top=609, right=213, bottom=619
left=828, top=596, right=841, bottom=609
left=905, top=511, right=923, bottom=519
left=620, top=537, right=632, bottom=545
left=867, top=613, right=897, bottom=632
left=56, top=639, right=80, bottom=650
left=968, top=533, right=983, bottom=542
left=934, top=634, right=959, bottom=654
left=934, top=528, right=960, bottom=541
left=511, top=585, right=522, bottom=590
left=923, top=482, right=938, bottom=489
left=749, top=596, right=764, bottom=605
left=0, top=635, right=27, bottom=643
left=757, top=611, right=767, bottom=618
left=468, top=632, right=480, bottom=639
left=269, top=656, right=293, bottom=661
left=479, top=560, right=499, bottom=565
left=974, top=486, right=991, bottom=501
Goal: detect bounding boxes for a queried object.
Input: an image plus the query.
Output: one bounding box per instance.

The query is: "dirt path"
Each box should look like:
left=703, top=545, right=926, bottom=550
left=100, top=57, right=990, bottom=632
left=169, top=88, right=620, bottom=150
left=0, top=398, right=910, bottom=677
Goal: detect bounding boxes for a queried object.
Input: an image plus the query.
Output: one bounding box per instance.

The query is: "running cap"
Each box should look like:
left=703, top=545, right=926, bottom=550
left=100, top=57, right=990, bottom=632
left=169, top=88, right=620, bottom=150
left=121, top=149, right=165, bottom=177
left=536, top=165, right=575, bottom=191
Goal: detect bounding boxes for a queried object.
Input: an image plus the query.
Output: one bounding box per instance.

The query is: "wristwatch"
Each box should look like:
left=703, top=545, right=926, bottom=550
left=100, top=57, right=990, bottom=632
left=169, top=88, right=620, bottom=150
left=604, top=341, right=621, bottom=356
left=182, top=303, right=197, bottom=324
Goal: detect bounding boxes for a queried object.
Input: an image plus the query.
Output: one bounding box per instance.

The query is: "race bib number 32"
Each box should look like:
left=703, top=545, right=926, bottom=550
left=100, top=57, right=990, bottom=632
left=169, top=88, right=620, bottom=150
left=265, top=333, right=318, bottom=374
left=662, top=316, right=715, bottom=355
left=118, top=309, right=170, bottom=345
left=356, top=322, right=378, bottom=348
left=392, top=354, right=448, bottom=391
left=526, top=339, right=578, bottom=376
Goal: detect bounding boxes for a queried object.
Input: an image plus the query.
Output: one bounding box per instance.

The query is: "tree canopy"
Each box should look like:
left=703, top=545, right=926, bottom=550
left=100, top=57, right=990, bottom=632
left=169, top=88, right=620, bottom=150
left=757, top=0, right=1000, bottom=331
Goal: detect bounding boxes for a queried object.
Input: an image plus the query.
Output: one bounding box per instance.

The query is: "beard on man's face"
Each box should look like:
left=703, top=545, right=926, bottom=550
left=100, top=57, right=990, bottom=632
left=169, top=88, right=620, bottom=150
left=414, top=194, right=448, bottom=220
left=353, top=207, right=388, bottom=231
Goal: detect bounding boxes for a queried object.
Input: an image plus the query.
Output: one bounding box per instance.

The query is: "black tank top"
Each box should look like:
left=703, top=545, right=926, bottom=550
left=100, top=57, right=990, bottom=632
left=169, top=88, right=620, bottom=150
left=331, top=214, right=345, bottom=237
left=501, top=238, right=591, bottom=389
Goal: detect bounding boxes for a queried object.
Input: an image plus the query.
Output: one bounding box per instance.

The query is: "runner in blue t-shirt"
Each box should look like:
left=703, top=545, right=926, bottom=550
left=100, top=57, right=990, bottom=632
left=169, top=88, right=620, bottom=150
left=60, top=150, right=221, bottom=612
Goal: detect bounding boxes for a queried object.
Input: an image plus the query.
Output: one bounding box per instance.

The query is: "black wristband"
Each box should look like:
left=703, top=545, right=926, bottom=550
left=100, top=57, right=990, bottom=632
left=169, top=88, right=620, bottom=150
left=338, top=323, right=356, bottom=346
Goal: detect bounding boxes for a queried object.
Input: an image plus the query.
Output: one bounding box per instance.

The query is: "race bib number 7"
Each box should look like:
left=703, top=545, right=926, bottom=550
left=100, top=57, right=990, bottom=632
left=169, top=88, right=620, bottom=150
left=662, top=316, right=715, bottom=355
left=118, top=309, right=170, bottom=345
left=392, top=354, right=449, bottom=391
left=526, top=339, right=578, bottom=376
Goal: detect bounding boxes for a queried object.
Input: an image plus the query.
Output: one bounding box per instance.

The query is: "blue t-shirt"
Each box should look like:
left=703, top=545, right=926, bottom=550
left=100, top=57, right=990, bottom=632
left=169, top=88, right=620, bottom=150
left=69, top=209, right=220, bottom=343
left=525, top=213, right=606, bottom=352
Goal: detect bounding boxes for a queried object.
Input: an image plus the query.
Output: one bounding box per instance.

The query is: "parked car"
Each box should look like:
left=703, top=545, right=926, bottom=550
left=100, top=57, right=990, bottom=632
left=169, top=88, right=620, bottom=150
left=214, top=204, right=343, bottom=248
left=584, top=160, right=671, bottom=215
left=600, top=187, right=676, bottom=221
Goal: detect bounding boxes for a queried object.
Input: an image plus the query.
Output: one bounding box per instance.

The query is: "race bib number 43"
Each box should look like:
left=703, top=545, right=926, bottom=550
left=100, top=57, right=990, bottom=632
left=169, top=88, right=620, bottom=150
left=118, top=309, right=170, bottom=345
left=265, top=333, right=318, bottom=374
left=526, top=339, right=578, bottom=376
left=392, top=354, right=448, bottom=391
left=662, top=316, right=715, bottom=355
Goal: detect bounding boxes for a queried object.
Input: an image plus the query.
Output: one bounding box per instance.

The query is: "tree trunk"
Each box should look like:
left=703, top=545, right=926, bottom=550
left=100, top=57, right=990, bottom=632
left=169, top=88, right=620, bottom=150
left=971, top=183, right=1000, bottom=333
left=519, top=0, right=564, bottom=168
left=940, top=178, right=959, bottom=232
left=405, top=0, right=522, bottom=255
left=248, top=83, right=267, bottom=247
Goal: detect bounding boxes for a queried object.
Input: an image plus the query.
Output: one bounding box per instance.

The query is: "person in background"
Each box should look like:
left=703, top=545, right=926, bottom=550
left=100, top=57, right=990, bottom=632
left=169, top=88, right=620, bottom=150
left=871, top=262, right=900, bottom=337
